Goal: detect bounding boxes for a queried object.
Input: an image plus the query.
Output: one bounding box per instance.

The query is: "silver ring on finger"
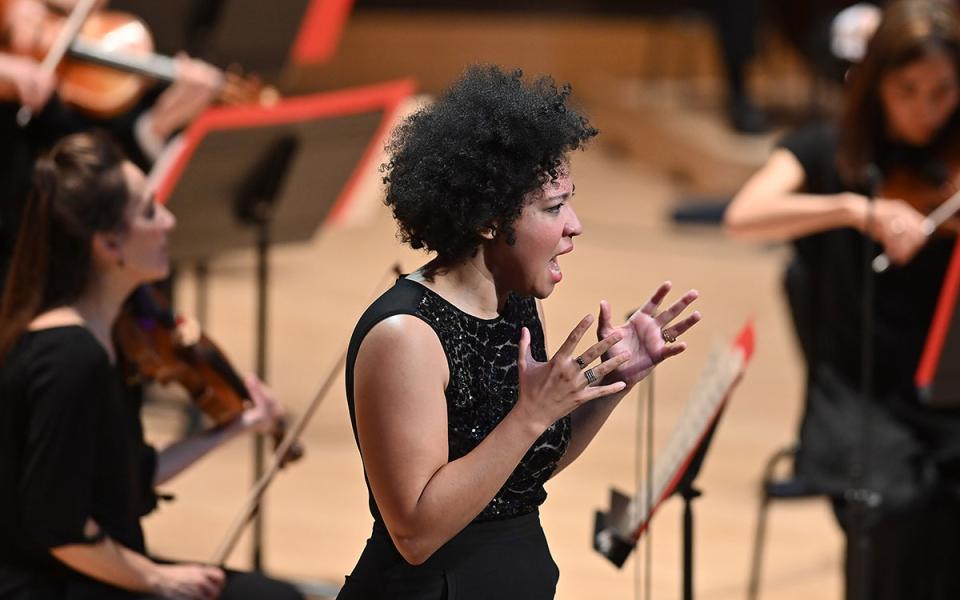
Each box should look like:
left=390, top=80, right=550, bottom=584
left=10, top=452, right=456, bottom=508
left=584, top=368, right=598, bottom=384
left=661, top=328, right=677, bottom=344
left=575, top=355, right=586, bottom=369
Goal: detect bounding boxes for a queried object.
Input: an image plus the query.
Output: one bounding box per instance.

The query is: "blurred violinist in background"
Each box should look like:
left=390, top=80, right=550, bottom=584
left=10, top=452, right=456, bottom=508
left=726, top=1, right=960, bottom=597
left=0, top=0, right=223, bottom=288
left=0, top=132, right=304, bottom=600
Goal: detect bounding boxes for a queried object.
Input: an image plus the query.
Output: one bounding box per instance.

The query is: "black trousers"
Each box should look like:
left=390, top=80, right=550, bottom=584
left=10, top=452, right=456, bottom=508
left=337, top=511, right=558, bottom=600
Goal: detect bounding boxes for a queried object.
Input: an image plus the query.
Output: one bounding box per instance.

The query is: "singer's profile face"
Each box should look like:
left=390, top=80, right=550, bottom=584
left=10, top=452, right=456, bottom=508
left=880, top=50, right=960, bottom=146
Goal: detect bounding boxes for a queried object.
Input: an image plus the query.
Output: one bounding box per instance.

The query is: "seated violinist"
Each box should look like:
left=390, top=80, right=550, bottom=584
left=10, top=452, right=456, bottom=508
left=0, top=132, right=303, bottom=600
left=0, top=0, right=222, bottom=285
left=726, top=1, right=960, bottom=597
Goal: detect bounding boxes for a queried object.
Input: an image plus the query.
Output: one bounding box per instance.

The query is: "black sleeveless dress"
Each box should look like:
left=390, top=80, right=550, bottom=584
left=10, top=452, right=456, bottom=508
left=338, top=278, right=571, bottom=600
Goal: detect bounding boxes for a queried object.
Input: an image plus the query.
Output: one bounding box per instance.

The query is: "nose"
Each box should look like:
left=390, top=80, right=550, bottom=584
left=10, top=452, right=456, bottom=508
left=564, top=204, right=583, bottom=238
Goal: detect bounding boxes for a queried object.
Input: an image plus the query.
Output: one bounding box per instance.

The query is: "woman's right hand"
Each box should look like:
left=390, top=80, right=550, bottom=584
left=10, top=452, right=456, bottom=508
left=0, top=54, right=56, bottom=110
left=515, top=315, right=629, bottom=433
left=150, top=563, right=225, bottom=600
left=860, top=197, right=928, bottom=266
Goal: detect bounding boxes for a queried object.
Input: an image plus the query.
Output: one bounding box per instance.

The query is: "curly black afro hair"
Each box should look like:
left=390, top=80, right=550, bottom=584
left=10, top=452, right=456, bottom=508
left=382, top=65, right=598, bottom=277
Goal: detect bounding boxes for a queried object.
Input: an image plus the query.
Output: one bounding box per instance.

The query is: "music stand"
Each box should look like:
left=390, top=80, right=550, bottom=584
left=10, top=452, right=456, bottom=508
left=154, top=79, right=414, bottom=572
left=593, top=323, right=755, bottom=600
left=916, top=241, right=960, bottom=408
left=107, top=0, right=352, bottom=70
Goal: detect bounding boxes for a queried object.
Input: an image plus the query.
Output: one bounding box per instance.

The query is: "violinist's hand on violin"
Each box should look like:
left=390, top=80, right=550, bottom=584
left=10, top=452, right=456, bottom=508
left=240, top=374, right=284, bottom=435
left=864, top=198, right=928, bottom=266
left=148, top=54, right=220, bottom=139
left=149, top=562, right=224, bottom=600
left=0, top=54, right=55, bottom=111
left=514, top=316, right=629, bottom=433
left=597, top=282, right=701, bottom=388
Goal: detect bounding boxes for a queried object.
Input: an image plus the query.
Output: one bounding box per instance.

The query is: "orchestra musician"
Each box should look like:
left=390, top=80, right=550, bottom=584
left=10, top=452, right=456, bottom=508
left=0, top=0, right=221, bottom=287
left=337, top=65, right=701, bottom=599
left=0, top=132, right=304, bottom=600
left=726, top=1, right=960, bottom=597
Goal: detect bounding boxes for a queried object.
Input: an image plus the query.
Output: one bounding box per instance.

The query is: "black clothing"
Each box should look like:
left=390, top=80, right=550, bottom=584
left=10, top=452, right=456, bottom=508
left=778, top=124, right=960, bottom=598
left=0, top=327, right=155, bottom=587
left=0, top=326, right=302, bottom=600
left=338, top=512, right=558, bottom=600
left=779, top=124, right=960, bottom=502
left=340, top=277, right=569, bottom=598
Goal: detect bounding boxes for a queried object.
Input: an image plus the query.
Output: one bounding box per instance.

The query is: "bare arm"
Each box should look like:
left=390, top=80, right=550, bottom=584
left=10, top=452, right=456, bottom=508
left=153, top=375, right=281, bottom=486
left=354, top=314, right=626, bottom=565
left=51, top=520, right=223, bottom=599
left=724, top=149, right=867, bottom=241
left=725, top=148, right=930, bottom=265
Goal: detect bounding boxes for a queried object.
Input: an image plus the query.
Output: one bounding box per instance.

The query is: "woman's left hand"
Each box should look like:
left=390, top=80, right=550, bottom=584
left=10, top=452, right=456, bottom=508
left=596, top=282, right=701, bottom=388
left=239, top=374, right=284, bottom=434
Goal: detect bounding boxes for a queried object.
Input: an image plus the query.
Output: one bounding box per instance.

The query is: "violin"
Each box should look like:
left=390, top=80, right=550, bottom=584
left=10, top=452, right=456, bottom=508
left=881, top=152, right=960, bottom=234
left=871, top=140, right=960, bottom=272
left=114, top=284, right=303, bottom=466
left=1, top=0, right=275, bottom=119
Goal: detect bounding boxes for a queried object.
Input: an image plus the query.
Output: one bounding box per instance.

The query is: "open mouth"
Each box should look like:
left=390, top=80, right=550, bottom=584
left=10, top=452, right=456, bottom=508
left=548, top=256, right=562, bottom=282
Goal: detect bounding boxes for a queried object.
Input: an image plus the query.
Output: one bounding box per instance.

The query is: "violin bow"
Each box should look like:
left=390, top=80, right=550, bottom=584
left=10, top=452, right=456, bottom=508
left=16, top=0, right=98, bottom=126
left=211, top=262, right=403, bottom=566
left=873, top=186, right=960, bottom=273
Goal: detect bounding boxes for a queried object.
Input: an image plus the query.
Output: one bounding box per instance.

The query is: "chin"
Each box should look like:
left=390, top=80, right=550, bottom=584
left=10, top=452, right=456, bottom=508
left=144, top=264, right=171, bottom=283
left=532, top=281, right=558, bottom=299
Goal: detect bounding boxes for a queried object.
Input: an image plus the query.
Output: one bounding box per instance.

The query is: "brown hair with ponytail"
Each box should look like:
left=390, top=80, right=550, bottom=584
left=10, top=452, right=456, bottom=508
left=0, top=132, right=129, bottom=360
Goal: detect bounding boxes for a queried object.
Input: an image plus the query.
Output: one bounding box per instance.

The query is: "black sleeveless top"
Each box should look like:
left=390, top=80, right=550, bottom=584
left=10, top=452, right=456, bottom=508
left=345, top=277, right=571, bottom=524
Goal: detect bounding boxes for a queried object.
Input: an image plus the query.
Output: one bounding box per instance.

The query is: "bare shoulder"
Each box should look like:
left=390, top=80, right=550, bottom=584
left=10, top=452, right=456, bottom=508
left=354, top=314, right=449, bottom=397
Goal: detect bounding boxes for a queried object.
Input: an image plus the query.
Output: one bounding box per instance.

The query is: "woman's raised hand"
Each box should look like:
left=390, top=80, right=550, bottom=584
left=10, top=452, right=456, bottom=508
left=515, top=315, right=630, bottom=433
left=598, top=282, right=701, bottom=388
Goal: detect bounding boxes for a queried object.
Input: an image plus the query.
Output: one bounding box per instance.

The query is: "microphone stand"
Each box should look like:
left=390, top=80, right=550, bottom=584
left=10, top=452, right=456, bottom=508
left=846, top=165, right=884, bottom=600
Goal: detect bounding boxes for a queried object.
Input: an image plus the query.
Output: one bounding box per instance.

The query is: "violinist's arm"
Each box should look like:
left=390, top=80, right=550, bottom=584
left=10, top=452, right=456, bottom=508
left=45, top=0, right=110, bottom=12
left=152, top=374, right=281, bottom=486
left=51, top=519, right=224, bottom=598
left=726, top=148, right=931, bottom=265
left=152, top=417, right=245, bottom=486
left=0, top=52, right=55, bottom=109
left=724, top=149, right=869, bottom=241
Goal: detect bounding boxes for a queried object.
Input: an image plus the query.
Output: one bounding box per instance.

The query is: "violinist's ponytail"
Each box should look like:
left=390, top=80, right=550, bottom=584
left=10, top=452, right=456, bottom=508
left=0, top=132, right=129, bottom=360
left=0, top=160, right=57, bottom=360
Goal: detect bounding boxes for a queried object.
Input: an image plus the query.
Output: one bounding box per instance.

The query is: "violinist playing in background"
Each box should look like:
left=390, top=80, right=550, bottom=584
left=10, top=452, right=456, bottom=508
left=0, top=132, right=304, bottom=600
left=726, top=1, right=960, bottom=597
left=0, top=0, right=222, bottom=288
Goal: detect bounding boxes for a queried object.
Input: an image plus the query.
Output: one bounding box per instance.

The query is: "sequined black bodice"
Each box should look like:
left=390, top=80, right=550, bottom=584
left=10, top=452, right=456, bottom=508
left=345, top=277, right=571, bottom=523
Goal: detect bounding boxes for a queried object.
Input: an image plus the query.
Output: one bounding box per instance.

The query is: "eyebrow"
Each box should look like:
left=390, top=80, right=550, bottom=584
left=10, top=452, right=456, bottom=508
left=545, top=184, right=575, bottom=201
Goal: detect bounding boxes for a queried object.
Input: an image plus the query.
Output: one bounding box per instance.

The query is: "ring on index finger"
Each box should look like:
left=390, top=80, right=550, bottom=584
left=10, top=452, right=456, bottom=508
left=575, top=356, right=587, bottom=369
left=584, top=368, right=598, bottom=384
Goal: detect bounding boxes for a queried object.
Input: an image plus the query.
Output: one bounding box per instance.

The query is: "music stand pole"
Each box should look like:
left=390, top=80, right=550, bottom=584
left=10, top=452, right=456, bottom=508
left=678, top=484, right=702, bottom=600
left=252, top=218, right=270, bottom=571
left=237, top=138, right=297, bottom=571
left=848, top=168, right=883, bottom=600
